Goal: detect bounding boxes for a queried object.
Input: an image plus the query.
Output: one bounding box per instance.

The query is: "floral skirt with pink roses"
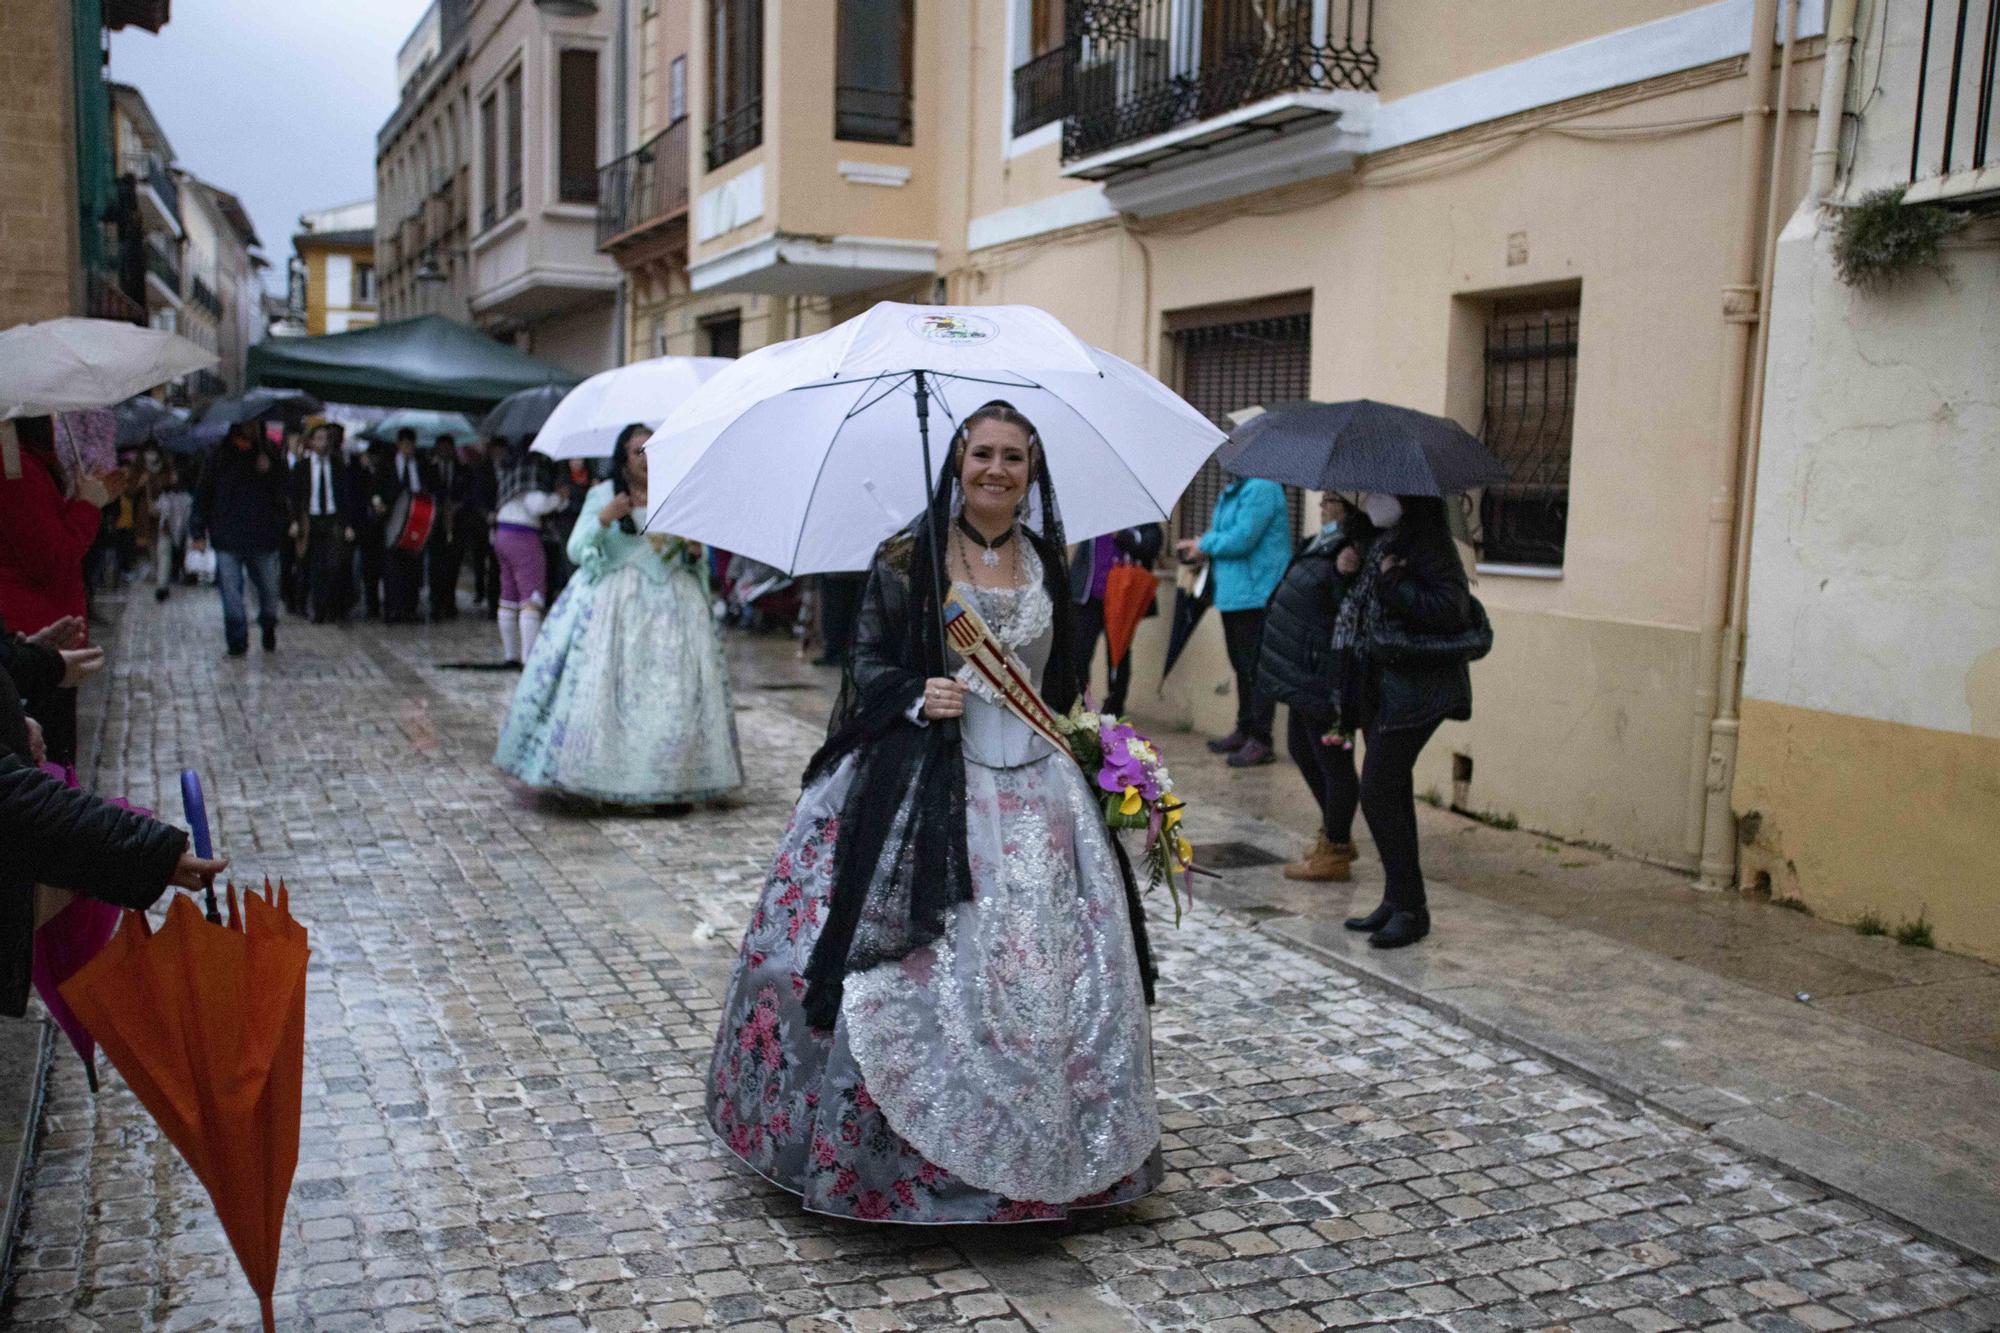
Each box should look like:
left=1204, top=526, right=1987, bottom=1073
left=706, top=750, right=1163, bottom=1224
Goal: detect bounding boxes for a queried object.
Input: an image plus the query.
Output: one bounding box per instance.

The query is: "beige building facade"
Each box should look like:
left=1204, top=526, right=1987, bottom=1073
left=379, top=0, right=622, bottom=376
left=1735, top=0, right=2000, bottom=961
left=615, top=0, right=1835, bottom=883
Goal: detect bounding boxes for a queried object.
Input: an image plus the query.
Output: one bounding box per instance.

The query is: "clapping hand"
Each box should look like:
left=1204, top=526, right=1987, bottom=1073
left=59, top=646, right=106, bottom=688
left=27, top=616, right=86, bottom=651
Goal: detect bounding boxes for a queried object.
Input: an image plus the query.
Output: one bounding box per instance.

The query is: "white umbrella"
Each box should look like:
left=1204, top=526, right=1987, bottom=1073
left=530, top=355, right=733, bottom=460
left=0, top=318, right=218, bottom=419
left=643, top=303, right=1223, bottom=574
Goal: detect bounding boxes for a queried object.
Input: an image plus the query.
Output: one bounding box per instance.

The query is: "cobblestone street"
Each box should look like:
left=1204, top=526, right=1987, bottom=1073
left=4, top=591, right=1997, bottom=1333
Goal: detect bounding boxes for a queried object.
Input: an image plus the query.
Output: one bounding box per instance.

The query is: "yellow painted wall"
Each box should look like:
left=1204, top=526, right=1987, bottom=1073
left=1736, top=699, right=2000, bottom=963
left=300, top=240, right=377, bottom=337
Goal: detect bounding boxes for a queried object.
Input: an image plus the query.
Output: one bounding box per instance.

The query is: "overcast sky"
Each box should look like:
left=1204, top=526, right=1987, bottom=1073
left=110, top=1, right=428, bottom=291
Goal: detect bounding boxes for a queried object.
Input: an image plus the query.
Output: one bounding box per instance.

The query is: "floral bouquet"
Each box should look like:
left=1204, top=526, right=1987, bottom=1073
left=1053, top=704, right=1195, bottom=923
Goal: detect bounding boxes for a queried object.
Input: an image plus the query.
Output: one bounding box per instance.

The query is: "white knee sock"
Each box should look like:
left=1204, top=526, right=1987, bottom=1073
left=519, top=603, right=544, bottom=661
left=498, top=604, right=521, bottom=662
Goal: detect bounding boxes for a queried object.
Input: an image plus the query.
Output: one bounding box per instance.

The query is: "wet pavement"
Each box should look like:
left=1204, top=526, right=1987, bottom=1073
left=3, top=590, right=1997, bottom=1332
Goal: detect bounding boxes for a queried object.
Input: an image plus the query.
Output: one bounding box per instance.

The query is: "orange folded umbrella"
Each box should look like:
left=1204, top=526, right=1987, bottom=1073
left=61, top=881, right=308, bottom=1333
left=1101, top=561, right=1158, bottom=671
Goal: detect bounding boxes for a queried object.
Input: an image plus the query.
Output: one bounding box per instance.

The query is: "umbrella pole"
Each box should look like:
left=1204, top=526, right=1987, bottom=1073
left=911, top=372, right=955, bottom=692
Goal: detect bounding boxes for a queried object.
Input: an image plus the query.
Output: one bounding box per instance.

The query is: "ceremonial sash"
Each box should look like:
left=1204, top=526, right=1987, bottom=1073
left=941, top=591, right=1072, bottom=756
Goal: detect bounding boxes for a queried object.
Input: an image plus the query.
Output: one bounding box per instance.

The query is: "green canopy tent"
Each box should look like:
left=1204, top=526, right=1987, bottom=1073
left=248, top=315, right=580, bottom=413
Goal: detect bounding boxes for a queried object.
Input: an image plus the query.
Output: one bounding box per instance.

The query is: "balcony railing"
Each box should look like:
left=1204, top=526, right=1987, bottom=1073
left=144, top=235, right=182, bottom=297
left=190, top=275, right=223, bottom=318
left=1060, top=0, right=1378, bottom=161
left=122, top=151, right=180, bottom=223
left=1013, top=45, right=1068, bottom=136
left=706, top=98, right=763, bottom=170
left=87, top=269, right=146, bottom=326
left=1909, top=0, right=2000, bottom=189
left=597, top=117, right=691, bottom=249
left=836, top=85, right=914, bottom=145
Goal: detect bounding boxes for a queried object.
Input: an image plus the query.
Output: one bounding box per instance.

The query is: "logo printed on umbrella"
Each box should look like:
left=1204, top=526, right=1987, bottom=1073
left=909, top=313, right=999, bottom=345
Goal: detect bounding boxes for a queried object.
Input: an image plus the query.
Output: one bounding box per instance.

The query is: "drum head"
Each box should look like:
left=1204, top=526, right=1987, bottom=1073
left=386, top=492, right=412, bottom=550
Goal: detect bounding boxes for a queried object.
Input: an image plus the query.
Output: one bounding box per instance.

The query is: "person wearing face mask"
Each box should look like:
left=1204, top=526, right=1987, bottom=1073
left=1254, top=493, right=1372, bottom=882
left=1174, top=471, right=1292, bottom=767
left=1323, top=491, right=1479, bottom=949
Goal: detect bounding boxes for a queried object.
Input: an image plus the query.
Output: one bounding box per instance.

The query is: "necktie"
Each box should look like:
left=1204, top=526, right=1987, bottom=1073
left=317, top=459, right=330, bottom=514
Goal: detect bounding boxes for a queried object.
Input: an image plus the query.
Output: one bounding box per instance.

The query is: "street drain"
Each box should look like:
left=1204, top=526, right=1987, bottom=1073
left=1193, top=841, right=1286, bottom=870
left=755, top=682, right=818, bottom=691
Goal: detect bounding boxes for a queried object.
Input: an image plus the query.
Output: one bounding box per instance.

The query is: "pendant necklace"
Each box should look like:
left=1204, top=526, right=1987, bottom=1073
left=955, top=515, right=1015, bottom=569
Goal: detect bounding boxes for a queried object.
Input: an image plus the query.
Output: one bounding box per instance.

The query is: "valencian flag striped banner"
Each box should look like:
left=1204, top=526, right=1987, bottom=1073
left=941, top=592, right=1071, bottom=755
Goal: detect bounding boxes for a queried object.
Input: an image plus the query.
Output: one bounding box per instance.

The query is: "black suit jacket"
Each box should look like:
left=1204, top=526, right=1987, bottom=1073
left=288, top=454, right=365, bottom=529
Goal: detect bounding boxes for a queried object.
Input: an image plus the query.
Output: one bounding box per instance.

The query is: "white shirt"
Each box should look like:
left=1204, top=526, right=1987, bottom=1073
left=497, top=490, right=562, bottom=527
left=398, top=455, right=423, bottom=493
left=308, top=455, right=337, bottom=517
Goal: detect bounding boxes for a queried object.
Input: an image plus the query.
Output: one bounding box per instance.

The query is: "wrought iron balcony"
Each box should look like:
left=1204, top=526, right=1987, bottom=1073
left=190, top=275, right=223, bottom=319
left=1013, top=46, right=1068, bottom=136
left=597, top=117, right=691, bottom=249
left=1060, top=0, right=1377, bottom=162
left=1907, top=0, right=2000, bottom=199
left=144, top=235, right=182, bottom=298
left=122, top=150, right=180, bottom=225
left=706, top=99, right=763, bottom=171
left=87, top=270, right=146, bottom=326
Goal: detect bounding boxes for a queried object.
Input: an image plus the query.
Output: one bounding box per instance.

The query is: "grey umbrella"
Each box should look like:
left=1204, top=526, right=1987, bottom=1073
left=1221, top=399, right=1508, bottom=496
left=113, top=396, right=189, bottom=447
left=478, top=384, right=570, bottom=442
left=200, top=387, right=324, bottom=428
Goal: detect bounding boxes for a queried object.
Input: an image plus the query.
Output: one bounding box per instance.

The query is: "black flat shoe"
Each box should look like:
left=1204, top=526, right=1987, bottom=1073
left=1369, top=908, right=1431, bottom=949
left=1344, top=902, right=1392, bottom=933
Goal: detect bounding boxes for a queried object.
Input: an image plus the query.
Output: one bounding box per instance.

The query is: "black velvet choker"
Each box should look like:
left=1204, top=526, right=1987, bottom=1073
left=954, top=515, right=1016, bottom=551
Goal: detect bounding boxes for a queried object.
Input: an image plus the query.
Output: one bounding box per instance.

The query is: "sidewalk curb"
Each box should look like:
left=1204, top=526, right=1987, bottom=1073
left=1248, top=908, right=2000, bottom=1269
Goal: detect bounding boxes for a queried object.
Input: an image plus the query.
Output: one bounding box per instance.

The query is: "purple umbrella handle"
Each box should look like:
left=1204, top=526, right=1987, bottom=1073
left=178, top=770, right=222, bottom=924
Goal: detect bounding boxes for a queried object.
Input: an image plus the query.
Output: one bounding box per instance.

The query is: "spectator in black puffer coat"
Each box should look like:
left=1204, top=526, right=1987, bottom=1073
left=1256, top=495, right=1370, bottom=884
left=0, top=617, right=226, bottom=1018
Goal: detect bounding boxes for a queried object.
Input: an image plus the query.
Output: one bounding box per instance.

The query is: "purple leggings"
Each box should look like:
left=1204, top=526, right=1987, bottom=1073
left=494, top=523, right=547, bottom=607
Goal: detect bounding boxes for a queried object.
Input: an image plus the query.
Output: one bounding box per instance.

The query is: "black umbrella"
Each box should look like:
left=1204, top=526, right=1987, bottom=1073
left=1157, top=563, right=1212, bottom=687
left=1222, top=399, right=1508, bottom=496
left=479, top=384, right=570, bottom=442
left=200, top=387, right=323, bottom=429
left=158, top=420, right=227, bottom=456
left=113, top=396, right=188, bottom=447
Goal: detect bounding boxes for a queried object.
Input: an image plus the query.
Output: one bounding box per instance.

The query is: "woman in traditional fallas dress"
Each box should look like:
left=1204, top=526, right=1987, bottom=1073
left=495, top=424, right=742, bottom=807
left=706, top=401, right=1162, bottom=1223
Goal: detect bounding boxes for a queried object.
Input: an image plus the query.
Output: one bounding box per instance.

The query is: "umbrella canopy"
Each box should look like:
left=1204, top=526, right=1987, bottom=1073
left=644, top=302, right=1225, bottom=574
left=362, top=408, right=477, bottom=449
left=1101, top=563, right=1158, bottom=671
left=112, top=395, right=190, bottom=447
left=0, top=318, right=218, bottom=418
left=1221, top=399, right=1508, bottom=497
left=159, top=419, right=228, bottom=456
left=530, top=355, right=733, bottom=459
left=480, top=383, right=571, bottom=442
left=201, top=387, right=323, bottom=429
left=247, top=314, right=578, bottom=412
left=61, top=886, right=307, bottom=1333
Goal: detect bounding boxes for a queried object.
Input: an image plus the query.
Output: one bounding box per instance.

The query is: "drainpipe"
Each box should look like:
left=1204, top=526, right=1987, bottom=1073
left=1684, top=0, right=1781, bottom=878
left=1700, top=0, right=1805, bottom=888
left=1809, top=0, right=1861, bottom=200
left=612, top=0, right=630, bottom=366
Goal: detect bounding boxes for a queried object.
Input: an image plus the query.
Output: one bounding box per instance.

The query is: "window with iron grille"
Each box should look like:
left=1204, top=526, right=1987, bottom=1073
left=836, top=0, right=914, bottom=144
left=504, top=67, right=524, bottom=215
left=480, top=93, right=499, bottom=229
left=1168, top=310, right=1310, bottom=543
left=1476, top=296, right=1578, bottom=568
left=1909, top=0, right=2000, bottom=185
left=708, top=0, right=764, bottom=169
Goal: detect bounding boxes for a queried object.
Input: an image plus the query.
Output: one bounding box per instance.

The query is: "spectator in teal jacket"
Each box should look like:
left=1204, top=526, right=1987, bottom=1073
left=1176, top=475, right=1291, bottom=766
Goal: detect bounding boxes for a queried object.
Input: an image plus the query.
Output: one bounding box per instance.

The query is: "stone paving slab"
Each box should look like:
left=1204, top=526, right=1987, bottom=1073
left=2, top=594, right=1996, bottom=1331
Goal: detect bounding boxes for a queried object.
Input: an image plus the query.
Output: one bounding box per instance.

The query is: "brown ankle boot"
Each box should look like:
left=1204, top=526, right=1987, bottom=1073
left=1284, top=835, right=1355, bottom=882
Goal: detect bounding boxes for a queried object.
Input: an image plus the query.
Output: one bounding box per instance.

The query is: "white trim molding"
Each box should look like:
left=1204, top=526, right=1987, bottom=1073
left=688, top=232, right=939, bottom=296
left=838, top=161, right=913, bottom=188
left=693, top=163, right=767, bottom=244
left=967, top=186, right=1119, bottom=252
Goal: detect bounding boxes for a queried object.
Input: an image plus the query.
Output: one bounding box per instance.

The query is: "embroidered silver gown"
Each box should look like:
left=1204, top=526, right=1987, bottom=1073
left=706, top=550, right=1163, bottom=1222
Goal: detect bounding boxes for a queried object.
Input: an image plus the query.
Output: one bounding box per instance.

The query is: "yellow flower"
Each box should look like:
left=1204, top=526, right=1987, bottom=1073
left=1119, top=786, right=1144, bottom=816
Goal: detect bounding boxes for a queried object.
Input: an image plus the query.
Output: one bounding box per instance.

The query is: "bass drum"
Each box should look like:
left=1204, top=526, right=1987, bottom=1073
left=385, top=492, right=437, bottom=553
